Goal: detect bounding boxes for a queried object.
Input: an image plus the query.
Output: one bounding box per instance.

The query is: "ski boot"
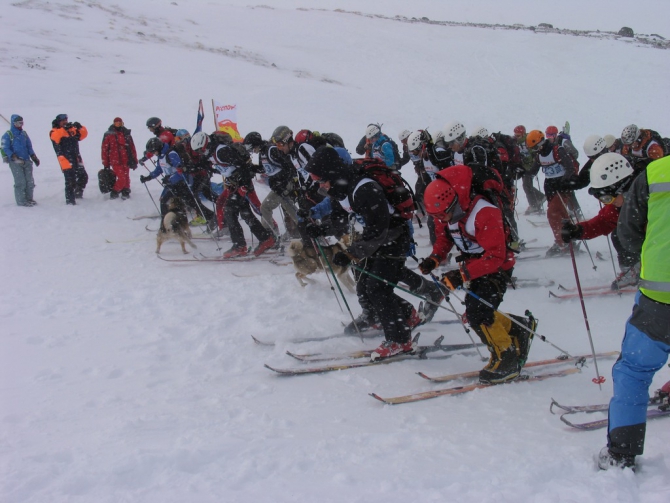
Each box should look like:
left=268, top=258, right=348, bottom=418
left=370, top=339, right=416, bottom=362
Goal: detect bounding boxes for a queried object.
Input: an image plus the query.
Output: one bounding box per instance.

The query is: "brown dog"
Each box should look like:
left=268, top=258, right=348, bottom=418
left=156, top=198, right=197, bottom=254
left=287, top=238, right=356, bottom=292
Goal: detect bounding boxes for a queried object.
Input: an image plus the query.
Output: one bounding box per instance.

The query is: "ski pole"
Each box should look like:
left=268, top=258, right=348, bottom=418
left=0, top=113, right=11, bottom=125
left=311, top=238, right=344, bottom=312
left=446, top=283, right=573, bottom=358
left=142, top=179, right=161, bottom=216
left=348, top=263, right=461, bottom=318
left=599, top=201, right=622, bottom=291
left=427, top=272, right=487, bottom=361
left=314, top=239, right=367, bottom=342
left=558, top=193, right=597, bottom=271
left=568, top=240, right=605, bottom=389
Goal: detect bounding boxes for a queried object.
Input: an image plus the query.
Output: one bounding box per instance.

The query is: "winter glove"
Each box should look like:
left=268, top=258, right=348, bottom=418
left=139, top=175, right=150, bottom=184
left=305, top=223, right=325, bottom=239
left=332, top=251, right=352, bottom=267
left=296, top=208, right=310, bottom=219
left=419, top=254, right=441, bottom=275
left=2, top=155, right=8, bottom=164
left=138, top=156, right=148, bottom=164
left=30, top=154, right=40, bottom=166
left=11, top=154, right=20, bottom=163
left=561, top=220, right=583, bottom=242
left=441, top=269, right=464, bottom=291
left=130, top=164, right=138, bottom=170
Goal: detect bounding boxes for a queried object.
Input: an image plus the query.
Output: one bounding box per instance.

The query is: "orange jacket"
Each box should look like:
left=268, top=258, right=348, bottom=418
left=50, top=125, right=87, bottom=170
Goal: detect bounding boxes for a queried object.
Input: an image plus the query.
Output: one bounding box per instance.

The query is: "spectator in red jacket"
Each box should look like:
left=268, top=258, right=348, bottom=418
left=101, top=117, right=138, bottom=199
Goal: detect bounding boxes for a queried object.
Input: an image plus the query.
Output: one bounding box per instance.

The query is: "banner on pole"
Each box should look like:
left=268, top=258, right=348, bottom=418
left=194, top=99, right=205, bottom=134
left=212, top=100, right=242, bottom=141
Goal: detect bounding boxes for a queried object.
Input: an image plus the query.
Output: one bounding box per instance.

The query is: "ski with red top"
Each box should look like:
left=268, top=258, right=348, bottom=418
left=548, top=288, right=637, bottom=300
left=416, top=351, right=619, bottom=383
left=559, top=408, right=670, bottom=431
left=370, top=368, right=580, bottom=405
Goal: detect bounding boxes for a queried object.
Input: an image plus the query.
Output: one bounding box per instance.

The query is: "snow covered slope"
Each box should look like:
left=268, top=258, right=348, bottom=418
left=1, top=1, right=669, bottom=502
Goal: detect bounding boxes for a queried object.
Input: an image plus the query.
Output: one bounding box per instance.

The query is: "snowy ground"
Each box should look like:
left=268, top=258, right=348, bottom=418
left=1, top=1, right=669, bottom=502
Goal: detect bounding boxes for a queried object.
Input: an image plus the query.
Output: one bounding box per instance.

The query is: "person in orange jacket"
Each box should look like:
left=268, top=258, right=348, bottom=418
left=50, top=114, right=88, bottom=205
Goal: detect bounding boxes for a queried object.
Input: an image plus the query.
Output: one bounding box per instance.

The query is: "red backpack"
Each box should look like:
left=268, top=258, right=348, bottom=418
left=353, top=158, right=416, bottom=220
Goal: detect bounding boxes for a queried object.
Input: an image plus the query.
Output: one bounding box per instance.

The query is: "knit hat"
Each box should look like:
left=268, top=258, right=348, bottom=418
left=113, top=117, right=123, bottom=123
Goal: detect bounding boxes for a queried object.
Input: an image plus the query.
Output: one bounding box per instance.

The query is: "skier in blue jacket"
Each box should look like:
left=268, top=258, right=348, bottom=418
left=2, top=114, right=40, bottom=206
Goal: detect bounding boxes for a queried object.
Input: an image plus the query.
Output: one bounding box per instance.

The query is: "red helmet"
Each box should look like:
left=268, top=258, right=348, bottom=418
left=159, top=131, right=175, bottom=145
left=545, top=125, right=559, bottom=138
left=295, top=129, right=313, bottom=145
left=514, top=125, right=526, bottom=136
left=423, top=179, right=458, bottom=215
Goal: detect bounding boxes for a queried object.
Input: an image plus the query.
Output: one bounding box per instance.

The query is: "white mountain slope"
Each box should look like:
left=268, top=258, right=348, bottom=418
left=1, top=1, right=669, bottom=502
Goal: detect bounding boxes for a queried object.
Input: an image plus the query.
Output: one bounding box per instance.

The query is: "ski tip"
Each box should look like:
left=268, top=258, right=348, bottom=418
left=369, top=393, right=393, bottom=405
left=264, top=364, right=286, bottom=374
left=251, top=335, right=274, bottom=346
left=416, top=372, right=432, bottom=380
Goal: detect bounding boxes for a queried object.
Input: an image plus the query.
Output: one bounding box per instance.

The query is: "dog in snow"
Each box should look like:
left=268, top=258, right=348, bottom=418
left=156, top=198, right=197, bottom=254
left=287, top=236, right=356, bottom=292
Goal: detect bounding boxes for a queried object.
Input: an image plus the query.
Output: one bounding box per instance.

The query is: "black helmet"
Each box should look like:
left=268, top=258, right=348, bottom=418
left=146, top=117, right=162, bottom=129
left=145, top=137, right=163, bottom=154
left=243, top=131, right=263, bottom=149
left=304, top=146, right=353, bottom=201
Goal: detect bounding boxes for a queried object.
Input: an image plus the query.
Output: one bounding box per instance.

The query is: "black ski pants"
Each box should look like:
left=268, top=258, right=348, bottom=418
left=465, top=269, right=511, bottom=341
left=225, top=192, right=272, bottom=248
left=354, top=230, right=412, bottom=344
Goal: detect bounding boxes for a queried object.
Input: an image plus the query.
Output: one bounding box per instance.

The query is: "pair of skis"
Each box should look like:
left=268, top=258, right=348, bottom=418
left=551, top=388, right=670, bottom=431
left=368, top=351, right=619, bottom=405
left=548, top=283, right=638, bottom=300
left=264, top=334, right=483, bottom=375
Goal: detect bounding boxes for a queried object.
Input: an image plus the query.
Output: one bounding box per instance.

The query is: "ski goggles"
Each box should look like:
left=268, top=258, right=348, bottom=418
left=588, top=187, right=618, bottom=205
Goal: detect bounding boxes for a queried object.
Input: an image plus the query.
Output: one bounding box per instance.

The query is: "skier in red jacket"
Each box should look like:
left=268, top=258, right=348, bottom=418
left=418, top=164, right=535, bottom=384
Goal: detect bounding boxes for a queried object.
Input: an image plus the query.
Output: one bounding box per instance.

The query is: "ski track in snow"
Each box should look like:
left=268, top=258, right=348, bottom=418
left=1, top=1, right=669, bottom=502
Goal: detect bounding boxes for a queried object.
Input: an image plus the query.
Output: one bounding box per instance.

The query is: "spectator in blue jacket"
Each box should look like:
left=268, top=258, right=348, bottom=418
left=2, top=114, right=40, bottom=206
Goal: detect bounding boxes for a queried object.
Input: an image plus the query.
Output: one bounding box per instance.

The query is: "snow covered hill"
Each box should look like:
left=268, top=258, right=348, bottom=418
left=1, top=1, right=669, bottom=502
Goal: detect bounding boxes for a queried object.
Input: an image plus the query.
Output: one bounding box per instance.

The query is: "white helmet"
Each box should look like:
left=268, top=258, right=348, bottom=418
left=190, top=131, right=209, bottom=152
left=583, top=134, right=606, bottom=157
left=620, top=124, right=640, bottom=145
left=589, top=153, right=633, bottom=189
left=407, top=130, right=425, bottom=151
left=471, top=126, right=489, bottom=139
left=365, top=123, right=381, bottom=139
left=433, top=129, right=445, bottom=142
left=603, top=134, right=617, bottom=148
left=297, top=143, right=316, bottom=166
left=398, top=129, right=411, bottom=142
left=443, top=121, right=466, bottom=143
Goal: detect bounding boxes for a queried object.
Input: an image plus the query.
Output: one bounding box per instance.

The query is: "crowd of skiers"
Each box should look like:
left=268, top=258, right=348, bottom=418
left=3, top=113, right=669, bottom=471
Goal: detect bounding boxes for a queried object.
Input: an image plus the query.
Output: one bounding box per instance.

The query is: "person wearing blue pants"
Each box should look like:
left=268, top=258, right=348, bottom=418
left=598, top=155, right=670, bottom=471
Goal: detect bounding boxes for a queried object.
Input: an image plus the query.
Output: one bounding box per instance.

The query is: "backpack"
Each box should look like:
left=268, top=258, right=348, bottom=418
left=438, top=164, right=519, bottom=252
left=210, top=131, right=234, bottom=148
left=0, top=130, right=13, bottom=162
left=353, top=158, right=416, bottom=220
left=490, top=132, right=520, bottom=166
left=320, top=132, right=345, bottom=149
left=385, top=136, right=402, bottom=169
left=98, top=167, right=117, bottom=194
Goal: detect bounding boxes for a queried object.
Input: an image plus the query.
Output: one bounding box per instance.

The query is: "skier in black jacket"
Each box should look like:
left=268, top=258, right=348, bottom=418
left=305, top=147, right=420, bottom=361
